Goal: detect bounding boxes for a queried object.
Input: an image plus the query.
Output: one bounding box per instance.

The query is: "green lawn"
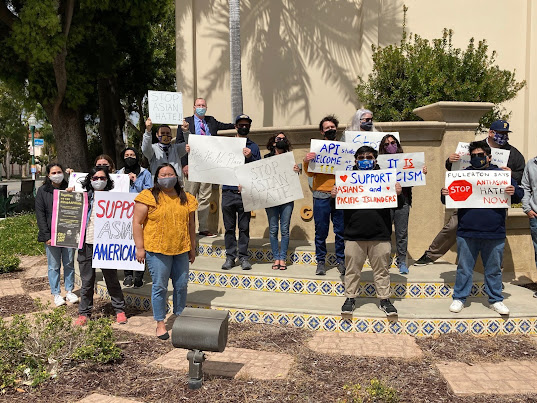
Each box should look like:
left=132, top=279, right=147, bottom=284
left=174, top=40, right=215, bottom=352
left=0, top=213, right=45, bottom=256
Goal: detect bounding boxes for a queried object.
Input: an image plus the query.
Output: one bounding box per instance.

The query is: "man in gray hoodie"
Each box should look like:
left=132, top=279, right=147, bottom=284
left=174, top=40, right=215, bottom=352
left=521, top=156, right=537, bottom=291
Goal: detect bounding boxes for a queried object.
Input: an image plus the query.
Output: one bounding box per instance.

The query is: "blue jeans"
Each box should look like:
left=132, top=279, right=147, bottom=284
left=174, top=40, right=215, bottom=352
left=454, top=236, right=504, bottom=303
left=265, top=202, right=294, bottom=261
left=530, top=218, right=537, bottom=268
left=313, top=197, right=345, bottom=264
left=146, top=251, right=189, bottom=321
left=45, top=244, right=75, bottom=295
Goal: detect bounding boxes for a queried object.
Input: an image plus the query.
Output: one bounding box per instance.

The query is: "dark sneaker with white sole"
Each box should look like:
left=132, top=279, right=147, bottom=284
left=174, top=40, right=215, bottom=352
left=315, top=262, right=326, bottom=276
left=221, top=258, right=235, bottom=270
left=379, top=299, right=398, bottom=317
left=341, top=298, right=355, bottom=314
left=413, top=253, right=434, bottom=266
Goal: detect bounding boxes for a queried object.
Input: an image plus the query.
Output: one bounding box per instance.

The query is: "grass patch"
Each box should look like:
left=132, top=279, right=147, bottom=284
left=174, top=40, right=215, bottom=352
left=0, top=213, right=44, bottom=256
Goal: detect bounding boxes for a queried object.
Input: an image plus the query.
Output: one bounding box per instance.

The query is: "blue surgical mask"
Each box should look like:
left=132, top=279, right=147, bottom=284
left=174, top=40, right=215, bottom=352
left=493, top=132, right=509, bottom=146
left=357, top=159, right=375, bottom=170
left=195, top=107, right=206, bottom=117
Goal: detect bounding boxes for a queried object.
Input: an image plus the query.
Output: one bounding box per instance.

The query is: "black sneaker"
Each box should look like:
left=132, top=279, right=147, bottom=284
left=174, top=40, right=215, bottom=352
left=341, top=298, right=355, bottom=314
left=315, top=262, right=326, bottom=276
left=133, top=277, right=143, bottom=288
left=337, top=262, right=346, bottom=275
left=240, top=259, right=252, bottom=270
left=221, top=258, right=235, bottom=270
left=379, top=299, right=398, bottom=317
left=413, top=253, right=434, bottom=266
left=123, top=275, right=133, bottom=287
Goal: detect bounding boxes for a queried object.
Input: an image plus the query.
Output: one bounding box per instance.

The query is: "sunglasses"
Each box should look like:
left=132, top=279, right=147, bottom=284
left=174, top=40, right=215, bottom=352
left=237, top=124, right=250, bottom=128
left=275, top=137, right=285, bottom=142
left=360, top=118, right=373, bottom=122
left=356, top=155, right=375, bottom=160
left=91, top=176, right=107, bottom=181
left=471, top=153, right=486, bottom=158
left=384, top=141, right=397, bottom=147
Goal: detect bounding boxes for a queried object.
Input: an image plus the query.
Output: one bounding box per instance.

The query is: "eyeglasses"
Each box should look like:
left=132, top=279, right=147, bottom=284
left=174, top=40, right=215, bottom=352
left=471, top=153, right=486, bottom=158
left=360, top=118, right=373, bottom=122
left=91, top=176, right=107, bottom=181
left=275, top=137, right=285, bottom=142
left=384, top=141, right=397, bottom=147
left=237, top=124, right=250, bottom=128
left=356, top=155, right=375, bottom=160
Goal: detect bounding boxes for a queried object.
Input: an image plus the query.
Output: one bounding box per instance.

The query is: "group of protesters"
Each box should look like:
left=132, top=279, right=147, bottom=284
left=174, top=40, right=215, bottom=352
left=35, top=96, right=537, bottom=339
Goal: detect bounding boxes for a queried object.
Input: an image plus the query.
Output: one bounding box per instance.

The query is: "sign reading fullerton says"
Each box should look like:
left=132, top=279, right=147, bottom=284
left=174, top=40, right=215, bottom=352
left=307, top=140, right=357, bottom=174
left=445, top=170, right=511, bottom=209
left=376, top=152, right=426, bottom=187
left=335, top=169, right=398, bottom=209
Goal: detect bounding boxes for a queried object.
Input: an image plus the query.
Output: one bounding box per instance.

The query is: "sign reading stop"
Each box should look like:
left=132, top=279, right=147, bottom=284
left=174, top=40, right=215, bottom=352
left=448, top=180, right=473, bottom=201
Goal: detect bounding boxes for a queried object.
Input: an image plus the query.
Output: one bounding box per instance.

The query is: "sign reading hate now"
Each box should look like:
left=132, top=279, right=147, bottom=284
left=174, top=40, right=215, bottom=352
left=445, top=170, right=511, bottom=209
left=343, top=131, right=400, bottom=151
left=335, top=169, right=398, bottom=209
left=376, top=152, right=426, bottom=187
left=307, top=140, right=357, bottom=174
left=148, top=90, right=183, bottom=124
left=234, top=152, right=303, bottom=212
left=451, top=142, right=510, bottom=171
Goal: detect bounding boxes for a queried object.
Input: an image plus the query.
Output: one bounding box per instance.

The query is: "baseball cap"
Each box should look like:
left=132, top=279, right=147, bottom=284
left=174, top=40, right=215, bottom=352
left=490, top=120, right=511, bottom=132
left=235, top=114, right=252, bottom=124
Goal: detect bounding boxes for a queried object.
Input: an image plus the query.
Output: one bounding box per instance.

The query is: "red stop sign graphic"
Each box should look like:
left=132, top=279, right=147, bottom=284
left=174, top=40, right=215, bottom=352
left=448, top=180, right=472, bottom=201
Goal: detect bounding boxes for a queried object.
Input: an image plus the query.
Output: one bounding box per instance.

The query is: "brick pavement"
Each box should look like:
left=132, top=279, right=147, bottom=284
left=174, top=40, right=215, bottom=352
left=111, top=311, right=175, bottom=337
left=308, top=331, right=423, bottom=359
left=77, top=393, right=143, bottom=403
left=0, top=278, right=24, bottom=297
left=22, top=264, right=48, bottom=279
left=19, top=255, right=47, bottom=269
left=436, top=360, right=537, bottom=396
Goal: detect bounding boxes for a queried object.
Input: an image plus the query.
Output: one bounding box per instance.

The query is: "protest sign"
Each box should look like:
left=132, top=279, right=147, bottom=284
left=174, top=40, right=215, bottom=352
left=50, top=190, right=88, bottom=249
left=307, top=140, right=357, bottom=174
left=343, top=131, right=400, bottom=151
left=445, top=170, right=511, bottom=209
left=335, top=169, right=398, bottom=209
left=69, top=172, right=130, bottom=193
left=376, top=152, right=426, bottom=187
left=188, top=135, right=246, bottom=186
left=92, top=192, right=144, bottom=271
left=234, top=152, right=303, bottom=212
left=147, top=90, right=183, bottom=124
left=452, top=142, right=510, bottom=171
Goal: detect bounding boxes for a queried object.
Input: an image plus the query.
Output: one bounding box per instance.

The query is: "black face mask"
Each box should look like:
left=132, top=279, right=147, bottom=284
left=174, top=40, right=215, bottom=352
left=324, top=129, right=337, bottom=140
left=275, top=140, right=288, bottom=150
left=124, top=157, right=137, bottom=167
left=237, top=127, right=250, bottom=136
left=470, top=156, right=487, bottom=169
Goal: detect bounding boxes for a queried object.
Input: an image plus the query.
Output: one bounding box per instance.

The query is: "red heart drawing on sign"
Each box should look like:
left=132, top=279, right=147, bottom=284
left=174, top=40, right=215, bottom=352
left=340, top=175, right=348, bottom=182
left=386, top=187, right=390, bottom=190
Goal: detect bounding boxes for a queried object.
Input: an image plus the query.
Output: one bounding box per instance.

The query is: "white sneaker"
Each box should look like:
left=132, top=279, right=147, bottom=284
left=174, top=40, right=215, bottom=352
left=54, top=294, right=66, bottom=307
left=65, top=291, right=79, bottom=304
left=491, top=301, right=510, bottom=315
left=449, top=299, right=464, bottom=313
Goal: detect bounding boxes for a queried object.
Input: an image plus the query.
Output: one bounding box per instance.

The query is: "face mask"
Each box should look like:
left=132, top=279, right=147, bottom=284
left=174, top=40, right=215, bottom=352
left=357, top=159, right=375, bottom=170
left=384, top=143, right=398, bottom=154
left=360, top=121, right=373, bottom=131
left=124, top=157, right=137, bottom=167
left=493, top=132, right=508, bottom=146
left=91, top=180, right=107, bottom=191
left=49, top=173, right=64, bottom=184
left=324, top=129, right=337, bottom=140
left=237, top=127, right=250, bottom=136
left=158, top=176, right=178, bottom=189
left=275, top=140, right=288, bottom=150
left=470, top=155, right=487, bottom=169
left=195, top=107, right=206, bottom=117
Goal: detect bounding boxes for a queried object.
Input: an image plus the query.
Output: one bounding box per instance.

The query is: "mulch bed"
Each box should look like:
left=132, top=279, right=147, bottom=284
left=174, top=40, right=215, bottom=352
left=21, top=277, right=50, bottom=293
left=0, top=269, right=24, bottom=280
left=0, top=294, right=38, bottom=317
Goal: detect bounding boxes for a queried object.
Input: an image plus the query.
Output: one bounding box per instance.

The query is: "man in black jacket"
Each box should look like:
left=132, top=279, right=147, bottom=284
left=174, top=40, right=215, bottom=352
left=177, top=98, right=235, bottom=237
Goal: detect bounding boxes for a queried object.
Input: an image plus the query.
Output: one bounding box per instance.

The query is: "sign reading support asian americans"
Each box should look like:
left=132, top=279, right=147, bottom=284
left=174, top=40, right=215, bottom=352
left=69, top=172, right=130, bottom=193
left=343, top=131, right=400, bottom=151
left=335, top=169, right=398, bottom=209
left=92, top=192, right=144, bottom=271
left=452, top=142, right=510, bottom=171
left=445, top=170, right=511, bottom=209
left=307, top=140, right=357, bottom=174
left=147, top=90, right=183, bottom=124
left=376, top=152, right=426, bottom=187
left=50, top=190, right=88, bottom=249
left=234, top=152, right=304, bottom=212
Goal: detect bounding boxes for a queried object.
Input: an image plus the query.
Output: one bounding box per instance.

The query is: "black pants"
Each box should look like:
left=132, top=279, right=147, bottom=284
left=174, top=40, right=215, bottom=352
left=221, top=190, right=251, bottom=261
left=77, top=243, right=125, bottom=317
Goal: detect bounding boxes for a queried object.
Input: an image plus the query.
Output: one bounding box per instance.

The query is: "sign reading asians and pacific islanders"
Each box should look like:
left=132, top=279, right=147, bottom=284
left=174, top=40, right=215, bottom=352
left=91, top=192, right=144, bottom=271
left=335, top=169, right=398, bottom=209
left=50, top=190, right=88, bottom=249
left=188, top=135, right=246, bottom=186
left=307, top=140, right=358, bottom=174
left=376, top=152, right=426, bottom=187
left=451, top=142, right=511, bottom=171
left=343, top=131, right=401, bottom=151
left=147, top=90, right=183, bottom=124
left=234, top=152, right=304, bottom=212
left=445, top=170, right=511, bottom=209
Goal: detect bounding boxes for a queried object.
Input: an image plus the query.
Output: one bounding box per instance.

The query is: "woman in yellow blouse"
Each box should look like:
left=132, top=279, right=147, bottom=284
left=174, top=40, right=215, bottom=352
left=133, top=163, right=198, bottom=339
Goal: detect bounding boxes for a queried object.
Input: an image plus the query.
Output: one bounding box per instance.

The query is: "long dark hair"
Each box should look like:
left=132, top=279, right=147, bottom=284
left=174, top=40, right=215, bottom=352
left=266, top=132, right=293, bottom=152
left=44, top=162, right=68, bottom=189
left=151, top=163, right=187, bottom=205
left=378, top=134, right=404, bottom=154
left=81, top=167, right=115, bottom=192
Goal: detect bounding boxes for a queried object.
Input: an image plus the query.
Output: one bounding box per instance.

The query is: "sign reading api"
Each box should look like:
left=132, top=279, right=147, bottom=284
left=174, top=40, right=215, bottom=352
left=445, top=170, right=511, bottom=209
left=335, top=169, right=398, bottom=209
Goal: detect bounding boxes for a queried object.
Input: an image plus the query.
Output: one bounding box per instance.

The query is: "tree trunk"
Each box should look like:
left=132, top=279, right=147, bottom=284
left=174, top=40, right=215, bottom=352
left=98, top=77, right=126, bottom=168
left=229, top=0, right=243, bottom=120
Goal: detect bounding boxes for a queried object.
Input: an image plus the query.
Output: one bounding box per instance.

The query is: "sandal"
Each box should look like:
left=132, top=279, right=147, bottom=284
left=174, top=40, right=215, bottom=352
left=280, top=263, right=287, bottom=270
left=272, top=263, right=280, bottom=270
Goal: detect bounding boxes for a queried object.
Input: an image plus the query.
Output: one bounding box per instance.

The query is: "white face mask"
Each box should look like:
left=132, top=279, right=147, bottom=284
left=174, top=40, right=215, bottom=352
left=50, top=173, right=64, bottom=184
left=91, top=179, right=107, bottom=191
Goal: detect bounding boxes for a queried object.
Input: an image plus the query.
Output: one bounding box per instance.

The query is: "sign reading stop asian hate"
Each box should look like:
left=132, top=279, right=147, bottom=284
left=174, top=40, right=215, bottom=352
left=445, top=170, right=511, bottom=209
left=376, top=152, right=426, bottom=187
left=92, top=192, right=144, bottom=271
left=307, top=140, right=357, bottom=174
left=148, top=90, right=183, bottom=124
left=335, top=169, right=398, bottom=209
left=451, top=142, right=511, bottom=171
left=343, top=131, right=401, bottom=151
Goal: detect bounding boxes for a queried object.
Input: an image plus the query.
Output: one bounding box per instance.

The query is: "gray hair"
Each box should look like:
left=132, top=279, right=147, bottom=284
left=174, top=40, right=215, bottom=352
left=348, top=108, right=377, bottom=131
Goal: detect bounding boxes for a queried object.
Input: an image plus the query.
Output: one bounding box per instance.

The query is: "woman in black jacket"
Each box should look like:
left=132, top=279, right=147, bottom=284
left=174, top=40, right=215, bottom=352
left=35, top=163, right=79, bottom=307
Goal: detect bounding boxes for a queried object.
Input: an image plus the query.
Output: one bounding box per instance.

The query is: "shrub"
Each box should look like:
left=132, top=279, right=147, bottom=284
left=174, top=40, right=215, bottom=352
left=355, top=6, right=525, bottom=130
left=0, top=253, right=20, bottom=273
left=0, top=213, right=44, bottom=256
left=339, top=379, right=399, bottom=403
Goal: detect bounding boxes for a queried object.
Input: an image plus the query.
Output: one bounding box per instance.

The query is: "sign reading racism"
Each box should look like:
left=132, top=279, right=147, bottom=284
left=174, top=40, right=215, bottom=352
left=50, top=190, right=88, bottom=249
left=343, top=131, right=401, bottom=151
left=335, top=169, right=398, bottom=209
left=92, top=192, right=144, bottom=271
left=147, top=90, right=183, bottom=124
left=69, top=172, right=130, bottom=193
left=451, top=142, right=511, bottom=171
left=307, top=140, right=357, bottom=174
left=234, top=152, right=303, bottom=212
left=376, top=152, right=426, bottom=187
left=188, top=135, right=246, bottom=186
left=445, top=170, right=511, bottom=209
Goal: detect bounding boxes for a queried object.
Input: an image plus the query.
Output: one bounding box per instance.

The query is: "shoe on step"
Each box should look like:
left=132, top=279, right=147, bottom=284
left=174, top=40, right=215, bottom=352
left=133, top=278, right=143, bottom=288
left=315, top=262, right=326, bottom=276
left=221, top=258, right=235, bottom=270
left=341, top=298, right=355, bottom=314
left=413, top=253, right=434, bottom=266
left=398, top=262, right=409, bottom=274
left=379, top=299, right=398, bottom=317
left=123, top=275, right=134, bottom=287
left=337, top=262, right=346, bottom=276
left=241, top=259, right=252, bottom=271
left=449, top=299, right=464, bottom=313
left=116, top=312, right=128, bottom=324
left=491, top=301, right=510, bottom=315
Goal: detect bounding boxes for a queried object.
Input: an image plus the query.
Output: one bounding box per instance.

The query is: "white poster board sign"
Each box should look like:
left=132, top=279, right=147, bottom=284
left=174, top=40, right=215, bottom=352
left=188, top=135, right=246, bottom=186
left=92, top=192, right=144, bottom=271
left=147, top=90, right=183, bottom=124
left=445, top=170, right=511, bottom=209
left=376, top=152, right=426, bottom=187
left=343, top=131, right=400, bottom=151
left=234, top=152, right=303, bottom=212
left=307, top=140, right=357, bottom=174
left=452, top=142, right=510, bottom=171
left=335, top=169, right=398, bottom=209
left=69, top=172, right=130, bottom=193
